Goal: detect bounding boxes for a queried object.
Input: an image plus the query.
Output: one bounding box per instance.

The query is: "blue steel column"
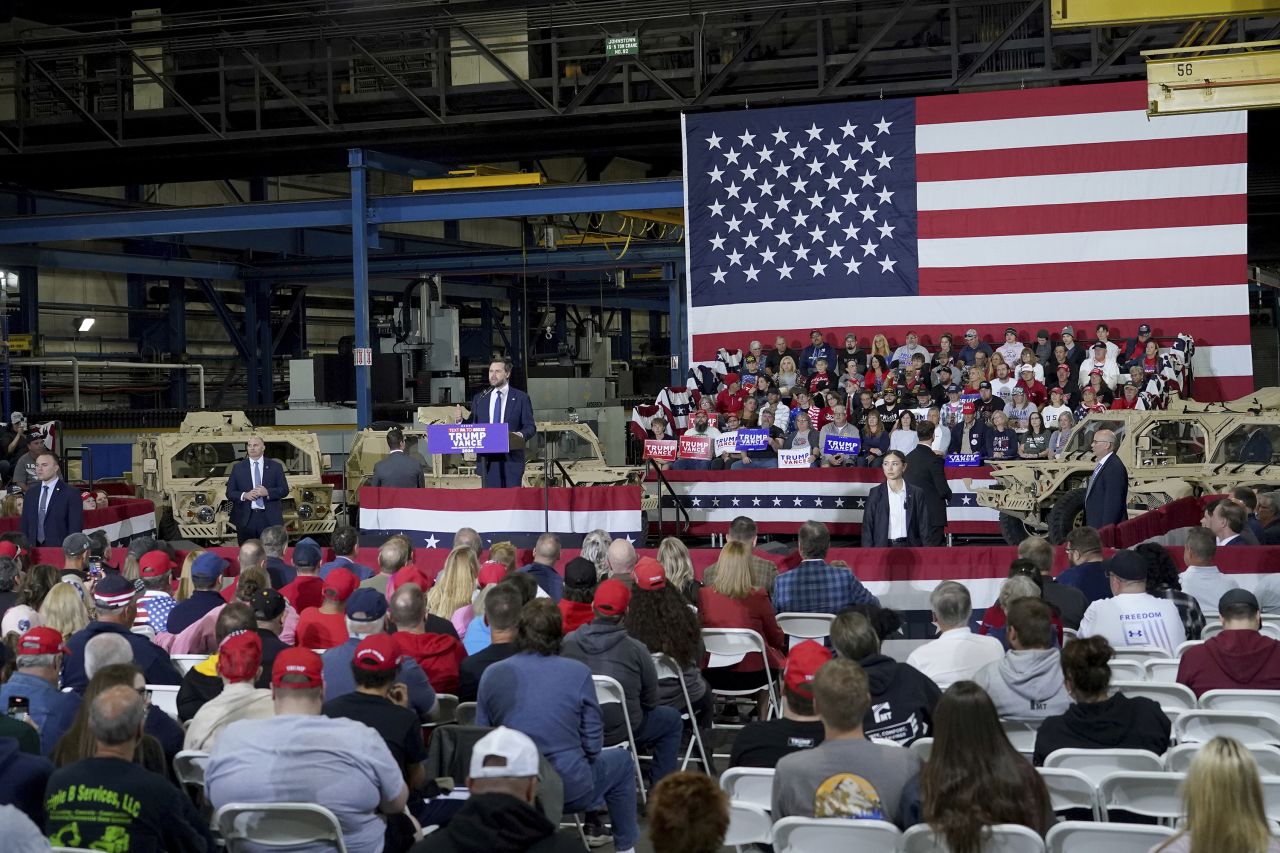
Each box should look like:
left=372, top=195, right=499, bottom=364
left=349, top=149, right=372, bottom=429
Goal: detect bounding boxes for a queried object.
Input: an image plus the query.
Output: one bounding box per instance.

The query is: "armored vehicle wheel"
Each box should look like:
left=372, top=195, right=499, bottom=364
left=1046, top=487, right=1088, bottom=545
left=998, top=513, right=1037, bottom=546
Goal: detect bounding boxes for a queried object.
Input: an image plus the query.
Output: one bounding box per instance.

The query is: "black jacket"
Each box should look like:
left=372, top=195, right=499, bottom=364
left=410, top=793, right=583, bottom=853
left=902, top=445, right=951, bottom=531
left=859, top=653, right=941, bottom=745
left=1032, top=693, right=1171, bottom=766
left=1083, top=453, right=1128, bottom=529
left=862, top=482, right=931, bottom=547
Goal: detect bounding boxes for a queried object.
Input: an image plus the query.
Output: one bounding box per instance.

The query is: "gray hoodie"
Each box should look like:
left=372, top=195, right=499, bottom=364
left=561, top=618, right=659, bottom=745
left=972, top=648, right=1070, bottom=721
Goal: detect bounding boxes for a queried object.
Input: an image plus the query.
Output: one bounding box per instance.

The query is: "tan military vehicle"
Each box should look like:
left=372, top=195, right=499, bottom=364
left=130, top=411, right=335, bottom=544
left=343, top=406, right=650, bottom=522
left=979, top=390, right=1280, bottom=544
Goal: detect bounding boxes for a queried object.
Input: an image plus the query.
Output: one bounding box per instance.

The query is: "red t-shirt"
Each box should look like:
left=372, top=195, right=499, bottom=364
left=295, top=609, right=348, bottom=650
left=807, top=373, right=831, bottom=395
left=279, top=574, right=325, bottom=613
left=1111, top=395, right=1141, bottom=410
left=1017, top=380, right=1048, bottom=408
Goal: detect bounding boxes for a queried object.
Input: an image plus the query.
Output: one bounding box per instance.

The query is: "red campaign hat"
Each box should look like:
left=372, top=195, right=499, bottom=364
left=139, top=550, right=176, bottom=578
left=784, top=641, right=832, bottom=698
left=593, top=578, right=632, bottom=616
left=1089, top=368, right=1104, bottom=376
left=217, top=630, right=263, bottom=683
left=634, top=556, right=667, bottom=591
left=477, top=561, right=508, bottom=588
left=723, top=373, right=741, bottom=385
left=0, top=541, right=19, bottom=559
left=18, top=626, right=67, bottom=656
left=1050, top=387, right=1065, bottom=395
left=322, top=567, right=360, bottom=602
left=962, top=402, right=976, bottom=415
left=272, top=647, right=324, bottom=689
left=353, top=633, right=401, bottom=672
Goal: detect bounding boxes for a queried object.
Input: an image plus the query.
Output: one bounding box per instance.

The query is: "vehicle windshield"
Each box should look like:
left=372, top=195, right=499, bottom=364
left=170, top=440, right=314, bottom=478
left=1064, top=419, right=1127, bottom=457
left=1211, top=423, right=1280, bottom=465
left=525, top=428, right=600, bottom=463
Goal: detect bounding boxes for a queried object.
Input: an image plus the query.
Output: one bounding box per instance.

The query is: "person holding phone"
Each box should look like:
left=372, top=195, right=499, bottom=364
left=0, top=627, right=78, bottom=755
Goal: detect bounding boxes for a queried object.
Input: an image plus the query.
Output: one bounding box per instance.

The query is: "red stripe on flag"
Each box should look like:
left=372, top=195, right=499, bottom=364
left=1187, top=376, right=1256, bottom=402
left=915, top=81, right=1146, bottom=124
left=919, top=197, right=1246, bottom=239
left=918, top=135, right=1246, bottom=182
left=359, top=485, right=641, bottom=512
left=918, top=256, right=1248, bottom=294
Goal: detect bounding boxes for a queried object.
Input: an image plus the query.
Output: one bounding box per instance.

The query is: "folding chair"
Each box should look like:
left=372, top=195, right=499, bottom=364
left=1174, top=710, right=1280, bottom=747
left=725, top=801, right=772, bottom=851
left=454, top=701, right=477, bottom=726
left=1036, top=767, right=1101, bottom=821
left=1001, top=719, right=1040, bottom=758
left=1045, top=821, right=1175, bottom=853
left=1143, top=659, right=1180, bottom=683
left=174, top=750, right=210, bottom=789
left=214, top=802, right=348, bottom=852
left=1199, top=689, right=1280, bottom=716
left=1097, top=771, right=1185, bottom=823
left=172, top=654, right=206, bottom=675
left=1203, top=622, right=1280, bottom=641
left=772, top=816, right=901, bottom=852
left=775, top=613, right=836, bottom=649
left=719, top=766, right=774, bottom=812
left=1042, top=748, right=1165, bottom=787
left=1111, top=681, right=1197, bottom=717
left=910, top=737, right=934, bottom=763
left=1107, top=660, right=1146, bottom=682
left=652, top=653, right=710, bottom=772
left=147, top=684, right=180, bottom=720
left=427, top=693, right=458, bottom=725
left=902, top=822, right=1046, bottom=852
left=702, top=628, right=781, bottom=721
left=1112, top=647, right=1168, bottom=663
left=1174, top=640, right=1203, bottom=658
left=1164, top=741, right=1280, bottom=775
left=592, top=674, right=647, bottom=805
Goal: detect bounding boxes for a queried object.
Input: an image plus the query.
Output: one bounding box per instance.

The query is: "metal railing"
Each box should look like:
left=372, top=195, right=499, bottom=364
left=9, top=358, right=207, bottom=408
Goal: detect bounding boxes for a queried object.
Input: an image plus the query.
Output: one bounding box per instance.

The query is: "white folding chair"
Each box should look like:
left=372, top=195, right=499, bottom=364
left=1108, top=659, right=1146, bottom=682
left=214, top=802, right=349, bottom=853
left=1143, top=658, right=1180, bottom=683
left=1001, top=719, right=1040, bottom=758
left=1097, top=771, right=1185, bottom=822
left=1111, top=681, right=1197, bottom=716
left=1174, top=640, right=1203, bottom=658
left=1036, top=767, right=1100, bottom=821
left=910, top=737, right=934, bottom=763
left=702, top=628, right=781, bottom=720
left=1042, top=748, right=1165, bottom=786
left=651, top=653, right=710, bottom=772
left=719, top=766, right=774, bottom=812
left=1165, top=742, right=1280, bottom=775
left=1045, top=820, right=1175, bottom=853
left=772, top=816, right=901, bottom=852
left=1174, top=710, right=1280, bottom=746
left=1203, top=621, right=1280, bottom=641
left=725, top=801, right=772, bottom=851
left=1199, top=689, right=1280, bottom=716
left=592, top=674, right=647, bottom=805
left=173, top=750, right=210, bottom=789
left=1112, top=647, right=1167, bottom=663
left=172, top=654, right=206, bottom=675
left=775, top=613, right=836, bottom=649
left=427, top=693, right=458, bottom=725
left=455, top=701, right=477, bottom=725
left=147, top=684, right=180, bottom=720
left=902, top=822, right=1046, bottom=852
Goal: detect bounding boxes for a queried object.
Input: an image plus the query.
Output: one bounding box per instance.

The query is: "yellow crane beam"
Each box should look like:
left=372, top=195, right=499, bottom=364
left=1052, top=0, right=1280, bottom=28
left=1145, top=39, right=1280, bottom=114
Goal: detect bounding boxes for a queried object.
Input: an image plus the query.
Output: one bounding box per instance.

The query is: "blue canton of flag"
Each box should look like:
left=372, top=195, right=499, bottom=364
left=683, top=99, right=918, bottom=310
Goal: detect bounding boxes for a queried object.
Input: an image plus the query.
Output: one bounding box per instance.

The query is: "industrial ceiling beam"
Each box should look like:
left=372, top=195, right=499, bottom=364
left=820, top=0, right=921, bottom=95
left=1051, top=0, right=1280, bottom=28
left=348, top=39, right=444, bottom=125
left=0, top=246, right=241, bottom=280
left=952, top=0, right=1045, bottom=87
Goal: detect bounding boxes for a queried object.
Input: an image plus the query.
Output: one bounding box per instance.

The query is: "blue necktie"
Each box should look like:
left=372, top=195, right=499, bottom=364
left=492, top=390, right=503, bottom=425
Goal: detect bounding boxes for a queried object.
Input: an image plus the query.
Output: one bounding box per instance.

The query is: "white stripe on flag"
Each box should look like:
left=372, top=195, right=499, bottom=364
left=916, top=109, right=1246, bottom=154
left=918, top=224, right=1247, bottom=268
left=1190, top=344, right=1253, bottom=378
left=916, top=164, right=1246, bottom=211
left=363, top=506, right=640, bottom=534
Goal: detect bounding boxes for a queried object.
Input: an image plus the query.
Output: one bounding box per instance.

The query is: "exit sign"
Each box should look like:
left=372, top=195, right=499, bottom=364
left=605, top=35, right=639, bottom=57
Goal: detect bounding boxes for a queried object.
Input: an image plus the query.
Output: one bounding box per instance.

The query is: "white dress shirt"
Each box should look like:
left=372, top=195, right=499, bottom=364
left=489, top=383, right=510, bottom=423
left=906, top=628, right=1005, bottom=690
left=887, top=481, right=908, bottom=540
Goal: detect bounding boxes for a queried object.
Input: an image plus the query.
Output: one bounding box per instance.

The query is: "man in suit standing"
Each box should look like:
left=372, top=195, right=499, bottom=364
left=21, top=451, right=83, bottom=548
left=1083, top=429, right=1127, bottom=530
left=371, top=428, right=424, bottom=489
left=456, top=358, right=537, bottom=489
left=862, top=450, right=930, bottom=547
left=226, top=436, right=289, bottom=544
left=903, top=422, right=951, bottom=546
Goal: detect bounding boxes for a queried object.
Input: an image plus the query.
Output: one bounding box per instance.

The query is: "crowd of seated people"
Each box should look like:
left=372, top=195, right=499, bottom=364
left=657, top=323, right=1190, bottom=466
left=4, top=510, right=1280, bottom=852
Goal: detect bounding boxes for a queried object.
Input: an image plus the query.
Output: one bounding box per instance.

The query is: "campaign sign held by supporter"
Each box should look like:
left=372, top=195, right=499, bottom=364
left=427, top=423, right=509, bottom=454
left=822, top=434, right=861, bottom=456
left=778, top=448, right=812, bottom=469
left=714, top=432, right=738, bottom=456
left=643, top=439, right=678, bottom=462
left=946, top=453, right=982, bottom=467
left=734, top=429, right=771, bottom=452
left=677, top=434, right=712, bottom=461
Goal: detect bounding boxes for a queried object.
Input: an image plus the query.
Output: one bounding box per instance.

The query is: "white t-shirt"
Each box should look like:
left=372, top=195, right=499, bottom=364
left=1041, top=404, right=1071, bottom=430
left=1004, top=402, right=1037, bottom=433
left=907, top=628, right=1005, bottom=690
left=1078, top=592, right=1187, bottom=656
left=1179, top=566, right=1239, bottom=614
left=991, top=377, right=1018, bottom=402
left=996, top=341, right=1024, bottom=368
left=931, top=425, right=951, bottom=455
left=890, top=430, right=919, bottom=454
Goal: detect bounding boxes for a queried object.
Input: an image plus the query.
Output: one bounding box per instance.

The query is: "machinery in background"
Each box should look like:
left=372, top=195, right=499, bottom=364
left=130, top=411, right=335, bottom=544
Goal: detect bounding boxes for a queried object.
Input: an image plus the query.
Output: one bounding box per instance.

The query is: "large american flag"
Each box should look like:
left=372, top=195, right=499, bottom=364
left=682, top=81, right=1250, bottom=401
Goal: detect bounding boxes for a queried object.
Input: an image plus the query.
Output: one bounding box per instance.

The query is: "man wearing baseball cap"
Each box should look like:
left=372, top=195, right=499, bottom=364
left=183, top=630, right=273, bottom=752
left=729, top=640, right=830, bottom=768
left=278, top=537, right=325, bottom=613
left=248, top=588, right=290, bottom=673
left=295, top=566, right=359, bottom=650
left=61, top=573, right=182, bottom=692
left=1077, top=550, right=1186, bottom=656
left=206, top=646, right=409, bottom=852
left=1178, top=589, right=1280, bottom=697
left=0, top=626, right=77, bottom=755
left=415, top=726, right=585, bottom=853
left=134, top=550, right=177, bottom=634
left=165, top=551, right=229, bottom=635
left=562, top=571, right=683, bottom=788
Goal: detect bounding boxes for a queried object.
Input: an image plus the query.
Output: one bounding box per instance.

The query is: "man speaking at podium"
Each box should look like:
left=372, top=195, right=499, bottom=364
left=456, top=357, right=537, bottom=488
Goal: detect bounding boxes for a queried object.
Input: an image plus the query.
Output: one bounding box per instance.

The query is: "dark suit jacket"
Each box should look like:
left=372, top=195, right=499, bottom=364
left=1263, top=519, right=1280, bottom=546
left=466, top=385, right=537, bottom=488
left=20, top=477, right=83, bottom=547
left=225, top=456, right=289, bottom=530
left=862, top=482, right=931, bottom=547
left=371, top=450, right=425, bottom=488
left=903, top=445, right=951, bottom=530
left=1084, top=453, right=1128, bottom=529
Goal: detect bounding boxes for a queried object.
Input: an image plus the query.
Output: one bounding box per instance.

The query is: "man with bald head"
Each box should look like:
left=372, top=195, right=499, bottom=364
left=227, top=434, right=288, bottom=545
left=454, top=527, right=482, bottom=559
left=1083, top=428, right=1128, bottom=529
left=44, top=684, right=212, bottom=852
left=606, top=538, right=637, bottom=585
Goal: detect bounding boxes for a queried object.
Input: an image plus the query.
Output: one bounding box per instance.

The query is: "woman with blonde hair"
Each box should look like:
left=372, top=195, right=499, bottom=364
left=1154, top=736, right=1280, bottom=853
left=0, top=493, right=21, bottom=517
left=775, top=356, right=800, bottom=394
left=871, top=333, right=891, bottom=359
left=581, top=529, right=612, bottom=580
left=175, top=549, right=202, bottom=602
left=40, top=582, right=90, bottom=640
left=657, top=536, right=699, bottom=605
left=429, top=546, right=480, bottom=621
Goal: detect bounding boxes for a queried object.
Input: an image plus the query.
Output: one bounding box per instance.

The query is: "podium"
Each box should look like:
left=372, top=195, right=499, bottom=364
left=426, top=423, right=517, bottom=455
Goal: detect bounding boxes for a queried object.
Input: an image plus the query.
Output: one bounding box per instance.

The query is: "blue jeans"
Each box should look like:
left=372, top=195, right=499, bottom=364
left=731, top=457, right=777, bottom=469
left=565, top=749, right=637, bottom=851
left=671, top=458, right=710, bottom=471
left=635, top=705, right=682, bottom=785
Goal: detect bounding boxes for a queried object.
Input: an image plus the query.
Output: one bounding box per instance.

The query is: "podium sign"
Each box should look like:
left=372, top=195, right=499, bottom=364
left=427, top=423, right=510, bottom=454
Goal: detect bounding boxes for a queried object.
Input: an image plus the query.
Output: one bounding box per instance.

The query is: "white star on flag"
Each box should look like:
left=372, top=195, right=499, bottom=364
left=424, top=534, right=440, bottom=548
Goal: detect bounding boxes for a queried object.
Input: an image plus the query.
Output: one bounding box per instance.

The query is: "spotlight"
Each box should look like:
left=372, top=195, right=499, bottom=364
left=76, top=317, right=95, bottom=333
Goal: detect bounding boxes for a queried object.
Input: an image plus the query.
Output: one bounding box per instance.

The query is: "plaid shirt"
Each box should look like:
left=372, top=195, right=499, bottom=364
left=773, top=560, right=879, bottom=614
left=1156, top=587, right=1206, bottom=641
